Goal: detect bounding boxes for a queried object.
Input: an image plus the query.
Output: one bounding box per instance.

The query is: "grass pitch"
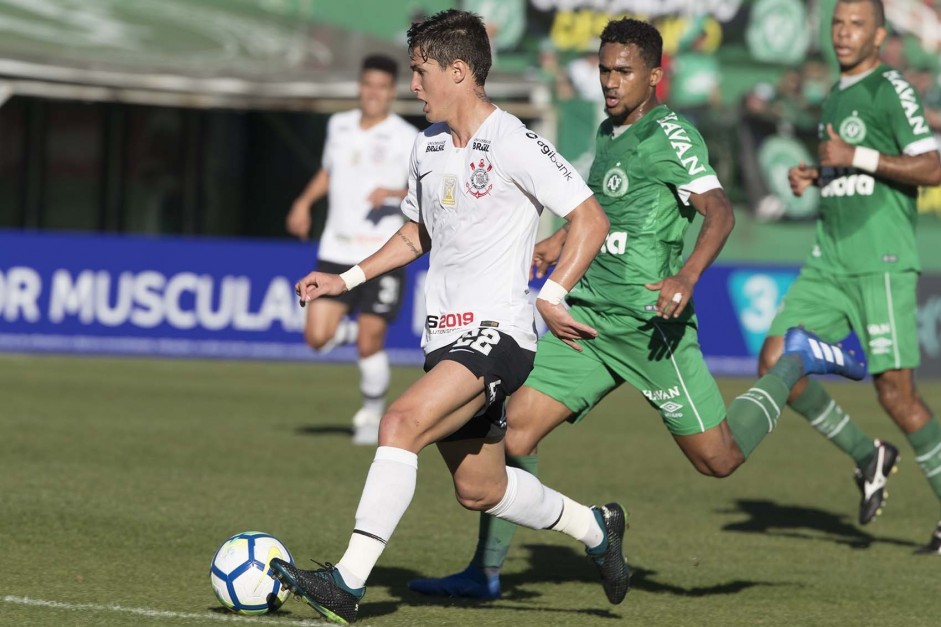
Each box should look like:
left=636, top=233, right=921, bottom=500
left=1, top=353, right=939, bottom=627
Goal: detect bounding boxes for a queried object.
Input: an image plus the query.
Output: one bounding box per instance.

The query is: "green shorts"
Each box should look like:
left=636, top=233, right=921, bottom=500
left=524, top=304, right=726, bottom=436
left=767, top=267, right=919, bottom=374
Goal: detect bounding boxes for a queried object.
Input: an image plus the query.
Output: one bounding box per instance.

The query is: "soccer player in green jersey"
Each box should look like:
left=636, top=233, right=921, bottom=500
left=759, top=0, right=941, bottom=554
left=409, top=17, right=867, bottom=600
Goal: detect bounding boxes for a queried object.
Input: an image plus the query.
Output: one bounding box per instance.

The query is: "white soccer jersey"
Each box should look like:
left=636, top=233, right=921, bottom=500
left=401, top=108, right=593, bottom=353
left=319, top=109, right=419, bottom=265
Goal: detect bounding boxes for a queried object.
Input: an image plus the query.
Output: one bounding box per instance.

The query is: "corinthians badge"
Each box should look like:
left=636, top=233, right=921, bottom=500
left=467, top=158, right=493, bottom=198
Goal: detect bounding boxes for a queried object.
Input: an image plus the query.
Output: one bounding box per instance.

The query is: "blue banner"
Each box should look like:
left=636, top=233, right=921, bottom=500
left=0, top=231, right=430, bottom=364
left=0, top=230, right=868, bottom=375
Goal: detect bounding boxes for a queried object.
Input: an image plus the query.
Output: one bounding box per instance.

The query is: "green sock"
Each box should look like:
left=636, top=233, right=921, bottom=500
left=907, top=418, right=941, bottom=503
left=726, top=358, right=795, bottom=458
left=471, top=454, right=538, bottom=571
left=789, top=377, right=875, bottom=466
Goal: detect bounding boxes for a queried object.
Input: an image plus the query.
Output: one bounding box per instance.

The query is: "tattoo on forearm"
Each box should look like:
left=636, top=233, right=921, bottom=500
left=397, top=231, right=421, bottom=257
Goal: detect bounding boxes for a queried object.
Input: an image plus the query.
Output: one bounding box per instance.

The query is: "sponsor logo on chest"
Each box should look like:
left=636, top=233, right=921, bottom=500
left=600, top=231, right=628, bottom=255
left=820, top=173, right=875, bottom=197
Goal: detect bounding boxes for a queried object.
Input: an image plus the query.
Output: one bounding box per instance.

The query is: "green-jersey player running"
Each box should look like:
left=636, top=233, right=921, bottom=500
left=410, top=17, right=867, bottom=600
left=759, top=0, right=941, bottom=553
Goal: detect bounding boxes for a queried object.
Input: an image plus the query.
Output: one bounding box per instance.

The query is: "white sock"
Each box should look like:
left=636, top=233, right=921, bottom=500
left=485, top=468, right=603, bottom=549
left=344, top=319, right=360, bottom=344
left=333, top=318, right=358, bottom=346
left=485, top=466, right=564, bottom=529
left=358, top=350, right=389, bottom=414
left=552, top=495, right=604, bottom=549
left=335, top=446, right=417, bottom=588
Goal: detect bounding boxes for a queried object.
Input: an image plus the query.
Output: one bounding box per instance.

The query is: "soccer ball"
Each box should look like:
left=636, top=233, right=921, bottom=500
left=210, top=531, right=293, bottom=615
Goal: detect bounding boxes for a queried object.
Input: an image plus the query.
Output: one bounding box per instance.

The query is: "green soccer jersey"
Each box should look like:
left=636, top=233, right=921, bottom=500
left=568, top=105, right=722, bottom=316
left=810, top=64, right=938, bottom=275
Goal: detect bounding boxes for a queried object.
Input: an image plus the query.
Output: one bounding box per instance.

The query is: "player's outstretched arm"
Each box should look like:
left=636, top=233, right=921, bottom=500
left=820, top=124, right=941, bottom=187
left=536, top=196, right=609, bottom=351
left=646, top=187, right=734, bottom=319
left=295, top=220, right=428, bottom=306
left=286, top=169, right=329, bottom=240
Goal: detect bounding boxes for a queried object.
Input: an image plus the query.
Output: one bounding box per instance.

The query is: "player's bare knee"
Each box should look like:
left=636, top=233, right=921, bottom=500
left=757, top=337, right=782, bottom=377
left=357, top=335, right=384, bottom=357
left=303, top=329, right=331, bottom=351
left=376, top=406, right=420, bottom=449
left=505, top=424, right=540, bottom=457
left=874, top=377, right=906, bottom=411
left=453, top=482, right=502, bottom=511
left=692, top=453, right=741, bottom=478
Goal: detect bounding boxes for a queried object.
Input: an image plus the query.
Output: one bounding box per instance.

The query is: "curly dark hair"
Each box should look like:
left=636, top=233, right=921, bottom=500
left=599, top=18, right=662, bottom=69
left=406, top=9, right=491, bottom=86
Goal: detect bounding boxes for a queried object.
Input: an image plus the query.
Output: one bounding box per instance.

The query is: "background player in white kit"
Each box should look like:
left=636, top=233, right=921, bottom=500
left=286, top=54, right=419, bottom=445
left=268, top=9, right=626, bottom=625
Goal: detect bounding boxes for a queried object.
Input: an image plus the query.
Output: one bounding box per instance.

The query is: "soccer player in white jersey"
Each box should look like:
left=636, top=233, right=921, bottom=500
left=268, top=10, right=627, bottom=624
left=286, top=54, right=419, bottom=445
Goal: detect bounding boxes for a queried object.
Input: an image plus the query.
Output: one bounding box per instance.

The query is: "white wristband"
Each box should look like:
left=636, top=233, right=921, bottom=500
left=339, top=265, right=366, bottom=291
left=537, top=279, right=568, bottom=305
left=852, top=146, right=880, bottom=173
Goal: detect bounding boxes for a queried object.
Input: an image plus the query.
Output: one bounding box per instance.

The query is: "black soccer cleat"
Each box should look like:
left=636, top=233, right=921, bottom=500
left=586, top=503, right=630, bottom=604
left=854, top=439, right=900, bottom=525
left=267, top=558, right=363, bottom=625
left=914, top=520, right=941, bottom=555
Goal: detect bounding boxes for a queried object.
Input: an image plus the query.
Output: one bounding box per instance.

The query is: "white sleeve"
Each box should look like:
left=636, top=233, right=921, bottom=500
left=677, top=175, right=722, bottom=205
left=400, top=136, right=421, bottom=222
left=396, top=124, right=420, bottom=188
left=321, top=115, right=337, bottom=172
left=903, top=135, right=940, bottom=156
left=492, top=129, right=593, bottom=218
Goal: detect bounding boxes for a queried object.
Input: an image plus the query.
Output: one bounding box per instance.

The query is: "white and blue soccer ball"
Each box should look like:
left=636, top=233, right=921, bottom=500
left=210, top=531, right=293, bottom=615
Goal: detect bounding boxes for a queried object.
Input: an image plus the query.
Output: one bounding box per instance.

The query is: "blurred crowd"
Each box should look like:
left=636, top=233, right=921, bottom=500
left=529, top=10, right=941, bottom=221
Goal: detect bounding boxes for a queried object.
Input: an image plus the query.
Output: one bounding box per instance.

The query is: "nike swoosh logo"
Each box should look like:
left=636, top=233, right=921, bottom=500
left=418, top=171, right=432, bottom=181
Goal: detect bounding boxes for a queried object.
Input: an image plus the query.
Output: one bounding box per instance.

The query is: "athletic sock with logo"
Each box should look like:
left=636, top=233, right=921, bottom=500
left=907, top=418, right=941, bottom=503
left=726, top=355, right=801, bottom=458
left=789, top=377, right=875, bottom=465
left=470, top=454, right=538, bottom=572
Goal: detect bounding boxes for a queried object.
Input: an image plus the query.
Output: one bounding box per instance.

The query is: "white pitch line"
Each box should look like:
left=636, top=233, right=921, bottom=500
left=1, top=595, right=326, bottom=625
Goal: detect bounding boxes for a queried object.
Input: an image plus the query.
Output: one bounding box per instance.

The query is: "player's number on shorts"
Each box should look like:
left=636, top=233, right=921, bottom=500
left=453, top=328, right=501, bottom=356
left=377, top=276, right=399, bottom=305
